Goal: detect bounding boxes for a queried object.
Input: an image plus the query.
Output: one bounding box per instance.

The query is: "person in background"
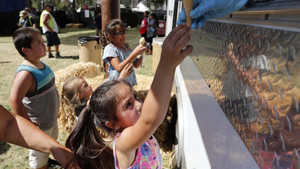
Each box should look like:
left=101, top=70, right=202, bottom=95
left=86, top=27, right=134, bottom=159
left=83, top=4, right=89, bottom=10
left=94, top=10, right=102, bottom=36
left=40, top=3, right=61, bottom=58
left=10, top=27, right=60, bottom=169
left=0, top=105, right=78, bottom=169
left=65, top=24, right=192, bottom=168
left=102, top=19, right=146, bottom=86
left=17, top=10, right=36, bottom=28
left=25, top=7, right=37, bottom=19
left=25, top=7, right=38, bottom=28
left=177, top=0, right=249, bottom=29
left=146, top=12, right=158, bottom=54
left=140, top=11, right=149, bottom=38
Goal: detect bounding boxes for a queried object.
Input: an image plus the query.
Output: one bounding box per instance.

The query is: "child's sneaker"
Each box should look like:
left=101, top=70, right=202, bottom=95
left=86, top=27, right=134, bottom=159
left=55, top=52, right=61, bottom=58
left=47, top=158, right=62, bottom=168
left=48, top=53, right=54, bottom=58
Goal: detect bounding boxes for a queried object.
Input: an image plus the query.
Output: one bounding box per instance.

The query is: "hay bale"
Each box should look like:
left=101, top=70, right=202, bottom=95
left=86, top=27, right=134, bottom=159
left=73, top=23, right=84, bottom=28
left=136, top=89, right=177, bottom=152
left=65, top=23, right=74, bottom=28
left=134, top=74, right=153, bottom=91
left=154, top=94, right=177, bottom=152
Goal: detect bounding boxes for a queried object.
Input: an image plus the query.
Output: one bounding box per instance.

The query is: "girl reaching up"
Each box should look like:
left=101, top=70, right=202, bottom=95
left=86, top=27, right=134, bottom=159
left=102, top=19, right=147, bottom=86
left=66, top=24, right=193, bottom=169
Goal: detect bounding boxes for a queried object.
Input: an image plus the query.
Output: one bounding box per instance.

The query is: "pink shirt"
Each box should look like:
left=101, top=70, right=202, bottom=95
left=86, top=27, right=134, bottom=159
left=113, top=133, right=162, bottom=169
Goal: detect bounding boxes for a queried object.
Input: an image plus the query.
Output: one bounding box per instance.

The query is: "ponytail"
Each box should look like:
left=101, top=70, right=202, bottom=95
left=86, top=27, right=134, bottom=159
left=66, top=106, right=113, bottom=169
left=101, top=30, right=109, bottom=49
left=101, top=30, right=109, bottom=79
left=60, top=94, right=77, bottom=133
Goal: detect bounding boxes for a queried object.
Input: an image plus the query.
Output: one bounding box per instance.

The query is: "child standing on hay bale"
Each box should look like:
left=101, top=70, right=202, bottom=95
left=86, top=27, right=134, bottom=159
left=10, top=27, right=60, bottom=169
left=102, top=19, right=147, bottom=86
left=65, top=24, right=193, bottom=169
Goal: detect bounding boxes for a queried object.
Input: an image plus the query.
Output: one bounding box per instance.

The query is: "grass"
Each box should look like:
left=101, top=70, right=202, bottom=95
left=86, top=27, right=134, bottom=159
left=0, top=27, right=157, bottom=168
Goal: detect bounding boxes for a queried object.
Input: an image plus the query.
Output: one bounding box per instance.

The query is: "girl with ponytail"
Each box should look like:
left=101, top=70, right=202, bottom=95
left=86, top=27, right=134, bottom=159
left=66, top=24, right=192, bottom=169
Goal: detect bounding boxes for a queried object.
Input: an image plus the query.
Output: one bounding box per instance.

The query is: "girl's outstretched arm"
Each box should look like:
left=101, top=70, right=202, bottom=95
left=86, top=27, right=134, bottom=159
left=116, top=24, right=193, bottom=167
left=0, top=105, right=78, bottom=169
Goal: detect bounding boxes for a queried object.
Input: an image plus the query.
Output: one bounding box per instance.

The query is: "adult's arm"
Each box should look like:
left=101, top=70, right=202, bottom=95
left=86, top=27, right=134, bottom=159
left=0, top=105, right=76, bottom=168
left=42, top=13, right=54, bottom=32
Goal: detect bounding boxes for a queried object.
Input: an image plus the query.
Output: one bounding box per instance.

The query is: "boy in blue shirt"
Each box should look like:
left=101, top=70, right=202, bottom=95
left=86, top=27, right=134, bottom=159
left=10, top=27, right=60, bottom=169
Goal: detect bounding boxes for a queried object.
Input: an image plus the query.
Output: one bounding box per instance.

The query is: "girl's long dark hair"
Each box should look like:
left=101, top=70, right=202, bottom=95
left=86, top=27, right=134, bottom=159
left=65, top=80, right=131, bottom=169
left=65, top=107, right=114, bottom=169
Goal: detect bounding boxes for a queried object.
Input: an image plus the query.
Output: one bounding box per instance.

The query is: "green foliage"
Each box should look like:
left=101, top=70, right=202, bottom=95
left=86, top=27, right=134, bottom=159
left=147, top=0, right=166, bottom=4
left=55, top=0, right=70, bottom=10
left=29, top=0, right=165, bottom=11
left=30, top=0, right=40, bottom=9
left=123, top=0, right=132, bottom=7
left=29, top=0, right=95, bottom=10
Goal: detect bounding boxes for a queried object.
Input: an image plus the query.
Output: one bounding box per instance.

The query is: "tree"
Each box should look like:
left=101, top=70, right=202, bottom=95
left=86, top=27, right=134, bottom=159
left=29, top=0, right=94, bottom=11
left=147, top=0, right=165, bottom=4
left=123, top=0, right=132, bottom=7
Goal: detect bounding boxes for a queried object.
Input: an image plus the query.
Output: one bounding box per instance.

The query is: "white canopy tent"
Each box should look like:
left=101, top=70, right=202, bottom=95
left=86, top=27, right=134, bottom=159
left=132, top=2, right=150, bottom=12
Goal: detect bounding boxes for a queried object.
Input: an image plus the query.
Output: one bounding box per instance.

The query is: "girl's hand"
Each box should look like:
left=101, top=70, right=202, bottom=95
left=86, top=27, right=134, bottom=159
left=119, top=63, right=133, bottom=80
left=161, top=24, right=193, bottom=69
left=132, top=44, right=147, bottom=56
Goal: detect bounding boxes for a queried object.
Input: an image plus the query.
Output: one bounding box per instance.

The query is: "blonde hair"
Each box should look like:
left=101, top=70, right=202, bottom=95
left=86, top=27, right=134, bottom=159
left=61, top=76, right=84, bottom=107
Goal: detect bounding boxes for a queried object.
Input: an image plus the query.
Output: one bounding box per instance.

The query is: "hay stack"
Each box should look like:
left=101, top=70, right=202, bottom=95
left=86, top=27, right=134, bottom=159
left=73, top=23, right=84, bottom=28
left=65, top=23, right=74, bottom=28
left=135, top=88, right=177, bottom=152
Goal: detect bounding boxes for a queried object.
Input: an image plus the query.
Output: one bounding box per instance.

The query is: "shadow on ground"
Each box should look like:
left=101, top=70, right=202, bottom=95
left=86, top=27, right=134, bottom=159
left=0, top=61, right=11, bottom=64
left=0, top=141, right=11, bottom=155
left=59, top=55, right=79, bottom=60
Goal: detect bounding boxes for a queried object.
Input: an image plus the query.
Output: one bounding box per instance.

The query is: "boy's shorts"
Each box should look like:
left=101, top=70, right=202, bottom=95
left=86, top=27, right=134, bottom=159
left=29, top=123, right=58, bottom=168
left=45, top=32, right=61, bottom=47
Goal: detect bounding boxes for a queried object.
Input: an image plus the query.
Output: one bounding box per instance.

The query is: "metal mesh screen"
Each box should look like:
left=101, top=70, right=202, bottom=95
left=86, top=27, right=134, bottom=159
left=189, top=21, right=300, bottom=168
